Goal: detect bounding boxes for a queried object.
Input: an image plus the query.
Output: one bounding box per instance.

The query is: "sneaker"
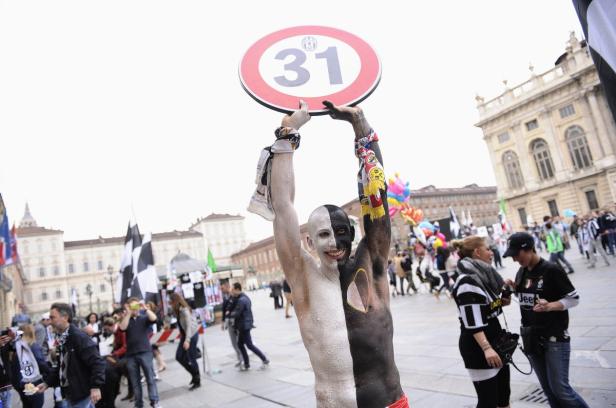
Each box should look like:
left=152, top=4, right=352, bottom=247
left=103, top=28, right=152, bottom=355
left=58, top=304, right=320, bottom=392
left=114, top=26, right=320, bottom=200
left=234, top=361, right=242, bottom=368
left=151, top=402, right=162, bottom=408
left=589, top=264, right=596, bottom=268
left=239, top=365, right=250, bottom=371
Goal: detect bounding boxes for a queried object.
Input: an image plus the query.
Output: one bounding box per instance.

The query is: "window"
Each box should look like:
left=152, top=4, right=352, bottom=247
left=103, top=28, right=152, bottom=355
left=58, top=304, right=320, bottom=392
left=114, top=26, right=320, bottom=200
left=518, top=208, right=528, bottom=225
left=559, top=104, right=575, bottom=118
left=41, top=292, right=48, bottom=301
left=55, top=289, right=62, bottom=299
left=531, top=139, right=555, bottom=180
left=585, top=190, right=599, bottom=210
left=83, top=261, right=89, bottom=272
left=502, top=151, right=524, bottom=189
left=53, top=266, right=60, bottom=276
left=38, top=267, right=46, bottom=278
left=547, top=199, right=560, bottom=217
left=525, top=119, right=539, bottom=131
left=565, top=126, right=593, bottom=170
left=68, top=263, right=74, bottom=273
left=497, top=132, right=510, bottom=143
left=100, top=284, right=106, bottom=292
left=97, top=260, right=104, bottom=271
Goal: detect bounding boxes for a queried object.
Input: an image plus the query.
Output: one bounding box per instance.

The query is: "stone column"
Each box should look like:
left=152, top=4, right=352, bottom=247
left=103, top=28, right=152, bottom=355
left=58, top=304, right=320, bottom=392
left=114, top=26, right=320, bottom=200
left=577, top=90, right=605, bottom=161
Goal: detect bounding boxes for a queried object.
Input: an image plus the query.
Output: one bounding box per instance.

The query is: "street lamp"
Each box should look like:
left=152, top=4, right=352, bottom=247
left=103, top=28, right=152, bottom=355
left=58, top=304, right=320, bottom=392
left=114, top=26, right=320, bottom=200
left=85, top=284, right=93, bottom=314
left=107, top=265, right=116, bottom=308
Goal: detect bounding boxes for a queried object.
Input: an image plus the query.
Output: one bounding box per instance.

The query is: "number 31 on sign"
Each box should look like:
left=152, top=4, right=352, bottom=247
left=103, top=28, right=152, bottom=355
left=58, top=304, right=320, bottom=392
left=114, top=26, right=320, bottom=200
left=240, top=26, right=381, bottom=115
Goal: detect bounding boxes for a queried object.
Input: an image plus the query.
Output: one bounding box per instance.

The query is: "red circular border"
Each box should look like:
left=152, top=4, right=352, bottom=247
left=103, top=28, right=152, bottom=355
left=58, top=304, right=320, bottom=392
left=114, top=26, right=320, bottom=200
left=239, top=26, right=381, bottom=115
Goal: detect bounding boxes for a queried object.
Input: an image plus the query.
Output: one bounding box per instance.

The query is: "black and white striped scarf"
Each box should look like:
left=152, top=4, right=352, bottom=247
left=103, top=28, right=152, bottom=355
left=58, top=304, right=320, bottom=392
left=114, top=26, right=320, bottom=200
left=55, top=327, right=70, bottom=387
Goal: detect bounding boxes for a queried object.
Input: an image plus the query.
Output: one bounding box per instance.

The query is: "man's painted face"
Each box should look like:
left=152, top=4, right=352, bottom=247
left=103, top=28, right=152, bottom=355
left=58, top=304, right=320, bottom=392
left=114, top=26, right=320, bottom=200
left=308, top=205, right=354, bottom=267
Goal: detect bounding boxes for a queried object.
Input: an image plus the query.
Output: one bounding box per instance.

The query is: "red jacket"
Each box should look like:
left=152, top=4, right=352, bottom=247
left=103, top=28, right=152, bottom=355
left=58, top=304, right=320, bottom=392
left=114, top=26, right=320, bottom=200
left=112, top=329, right=127, bottom=358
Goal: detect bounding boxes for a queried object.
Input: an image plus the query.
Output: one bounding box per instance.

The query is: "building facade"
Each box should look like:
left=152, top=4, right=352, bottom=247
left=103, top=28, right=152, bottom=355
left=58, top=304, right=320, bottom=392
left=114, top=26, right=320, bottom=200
left=16, top=206, right=249, bottom=317
left=189, top=214, right=249, bottom=266
left=476, top=33, right=616, bottom=230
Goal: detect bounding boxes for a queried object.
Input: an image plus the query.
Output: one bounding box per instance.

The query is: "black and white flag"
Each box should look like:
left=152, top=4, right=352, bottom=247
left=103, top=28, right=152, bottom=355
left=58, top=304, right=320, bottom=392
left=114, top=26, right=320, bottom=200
left=573, top=0, right=616, bottom=124
left=116, top=223, right=159, bottom=304
left=449, top=207, right=461, bottom=239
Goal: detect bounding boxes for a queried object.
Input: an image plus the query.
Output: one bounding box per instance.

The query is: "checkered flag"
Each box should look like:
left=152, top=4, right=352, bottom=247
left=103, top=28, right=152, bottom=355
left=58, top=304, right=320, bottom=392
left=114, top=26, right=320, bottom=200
left=573, top=0, right=616, bottom=124
left=117, top=223, right=159, bottom=304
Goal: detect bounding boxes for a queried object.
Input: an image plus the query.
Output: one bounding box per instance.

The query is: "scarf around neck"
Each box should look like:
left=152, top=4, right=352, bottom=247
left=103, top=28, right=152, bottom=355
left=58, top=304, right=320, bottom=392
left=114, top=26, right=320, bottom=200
left=458, top=257, right=504, bottom=296
left=15, top=339, right=42, bottom=384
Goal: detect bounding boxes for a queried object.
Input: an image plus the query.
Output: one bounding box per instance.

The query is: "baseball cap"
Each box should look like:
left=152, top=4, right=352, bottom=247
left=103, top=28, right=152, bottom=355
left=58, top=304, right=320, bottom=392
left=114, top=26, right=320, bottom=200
left=503, top=232, right=535, bottom=257
left=41, top=312, right=50, bottom=320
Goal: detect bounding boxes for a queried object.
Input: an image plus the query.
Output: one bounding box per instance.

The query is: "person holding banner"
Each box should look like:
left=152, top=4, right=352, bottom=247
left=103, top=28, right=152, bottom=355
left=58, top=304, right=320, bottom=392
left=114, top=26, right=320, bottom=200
left=269, top=101, right=406, bottom=407
left=168, top=293, right=201, bottom=390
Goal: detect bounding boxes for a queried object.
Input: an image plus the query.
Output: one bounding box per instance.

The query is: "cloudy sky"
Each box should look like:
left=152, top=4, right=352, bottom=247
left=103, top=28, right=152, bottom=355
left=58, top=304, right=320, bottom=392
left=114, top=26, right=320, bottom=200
left=0, top=1, right=582, bottom=244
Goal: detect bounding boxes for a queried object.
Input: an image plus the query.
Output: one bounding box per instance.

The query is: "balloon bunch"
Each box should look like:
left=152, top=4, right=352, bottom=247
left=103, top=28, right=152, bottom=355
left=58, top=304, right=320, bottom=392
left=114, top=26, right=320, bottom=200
left=387, top=173, right=410, bottom=216
left=418, top=221, right=447, bottom=248
left=400, top=206, right=424, bottom=225
left=386, top=173, right=425, bottom=226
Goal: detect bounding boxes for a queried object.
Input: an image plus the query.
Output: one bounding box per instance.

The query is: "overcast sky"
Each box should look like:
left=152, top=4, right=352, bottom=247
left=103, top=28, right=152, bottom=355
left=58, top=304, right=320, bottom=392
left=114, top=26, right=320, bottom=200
left=0, top=1, right=582, bottom=245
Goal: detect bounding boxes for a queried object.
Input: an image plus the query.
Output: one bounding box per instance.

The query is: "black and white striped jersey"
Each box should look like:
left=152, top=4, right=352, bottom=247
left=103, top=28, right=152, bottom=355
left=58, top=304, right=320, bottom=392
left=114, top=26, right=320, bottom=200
left=452, top=274, right=502, bottom=333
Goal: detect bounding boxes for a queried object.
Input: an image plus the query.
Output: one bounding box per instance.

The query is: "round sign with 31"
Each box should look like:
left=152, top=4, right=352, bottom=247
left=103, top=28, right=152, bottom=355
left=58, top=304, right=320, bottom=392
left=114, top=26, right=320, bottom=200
left=240, top=26, right=381, bottom=115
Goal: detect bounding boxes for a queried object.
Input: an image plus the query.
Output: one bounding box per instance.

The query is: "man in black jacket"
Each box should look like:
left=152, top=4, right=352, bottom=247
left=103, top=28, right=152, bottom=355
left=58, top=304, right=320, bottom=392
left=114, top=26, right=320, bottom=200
left=220, top=281, right=242, bottom=367
left=37, top=302, right=105, bottom=408
left=230, top=283, right=269, bottom=371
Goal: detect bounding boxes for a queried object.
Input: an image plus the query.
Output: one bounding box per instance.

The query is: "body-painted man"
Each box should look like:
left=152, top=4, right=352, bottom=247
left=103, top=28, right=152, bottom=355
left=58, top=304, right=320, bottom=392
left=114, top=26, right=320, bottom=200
left=270, top=101, right=406, bottom=408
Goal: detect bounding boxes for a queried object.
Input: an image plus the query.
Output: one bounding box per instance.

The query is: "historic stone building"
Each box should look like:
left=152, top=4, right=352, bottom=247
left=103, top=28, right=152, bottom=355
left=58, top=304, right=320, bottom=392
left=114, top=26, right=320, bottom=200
left=476, top=33, right=616, bottom=230
left=189, top=213, right=249, bottom=266
left=15, top=205, right=249, bottom=316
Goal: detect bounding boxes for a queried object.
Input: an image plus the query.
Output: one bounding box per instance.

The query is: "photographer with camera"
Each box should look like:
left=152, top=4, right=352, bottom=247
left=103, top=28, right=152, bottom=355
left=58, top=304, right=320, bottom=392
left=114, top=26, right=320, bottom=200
left=451, top=236, right=512, bottom=408
left=504, top=232, right=589, bottom=408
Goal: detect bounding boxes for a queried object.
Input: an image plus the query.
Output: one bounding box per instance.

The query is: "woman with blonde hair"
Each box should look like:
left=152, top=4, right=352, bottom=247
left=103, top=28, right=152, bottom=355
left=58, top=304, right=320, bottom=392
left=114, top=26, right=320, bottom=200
left=169, top=292, right=201, bottom=390
left=451, top=236, right=512, bottom=408
left=9, top=324, right=49, bottom=408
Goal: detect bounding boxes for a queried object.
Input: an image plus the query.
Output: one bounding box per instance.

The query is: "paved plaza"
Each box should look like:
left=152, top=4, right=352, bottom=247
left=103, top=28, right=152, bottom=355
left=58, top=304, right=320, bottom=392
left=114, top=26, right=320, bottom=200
left=20, top=250, right=616, bottom=408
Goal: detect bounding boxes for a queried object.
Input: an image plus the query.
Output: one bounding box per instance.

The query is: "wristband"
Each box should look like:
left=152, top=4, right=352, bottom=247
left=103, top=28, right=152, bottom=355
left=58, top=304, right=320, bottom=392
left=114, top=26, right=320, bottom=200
left=274, top=126, right=301, bottom=150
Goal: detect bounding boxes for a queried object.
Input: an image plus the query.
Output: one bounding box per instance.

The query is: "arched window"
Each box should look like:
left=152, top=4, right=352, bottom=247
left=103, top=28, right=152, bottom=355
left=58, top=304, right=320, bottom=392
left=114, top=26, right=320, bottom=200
left=531, top=139, right=555, bottom=180
left=502, top=151, right=524, bottom=189
left=565, top=126, right=593, bottom=170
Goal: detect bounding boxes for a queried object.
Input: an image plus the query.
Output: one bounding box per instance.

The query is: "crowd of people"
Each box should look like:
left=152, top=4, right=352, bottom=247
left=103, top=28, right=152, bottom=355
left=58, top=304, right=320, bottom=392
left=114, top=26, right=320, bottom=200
left=2, top=205, right=612, bottom=408
left=0, top=290, right=212, bottom=408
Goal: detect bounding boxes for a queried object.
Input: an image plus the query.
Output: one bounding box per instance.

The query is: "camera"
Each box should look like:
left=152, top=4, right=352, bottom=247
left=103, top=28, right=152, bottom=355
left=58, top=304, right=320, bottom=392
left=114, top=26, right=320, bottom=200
left=502, top=285, right=514, bottom=298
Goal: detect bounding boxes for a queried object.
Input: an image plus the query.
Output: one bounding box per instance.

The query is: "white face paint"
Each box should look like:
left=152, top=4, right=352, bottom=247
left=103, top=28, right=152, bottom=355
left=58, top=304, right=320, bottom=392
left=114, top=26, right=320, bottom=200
left=308, top=206, right=343, bottom=270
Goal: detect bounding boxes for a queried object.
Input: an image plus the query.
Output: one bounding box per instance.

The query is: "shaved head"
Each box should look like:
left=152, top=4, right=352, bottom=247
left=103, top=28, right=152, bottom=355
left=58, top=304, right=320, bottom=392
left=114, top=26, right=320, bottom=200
left=308, top=205, right=355, bottom=267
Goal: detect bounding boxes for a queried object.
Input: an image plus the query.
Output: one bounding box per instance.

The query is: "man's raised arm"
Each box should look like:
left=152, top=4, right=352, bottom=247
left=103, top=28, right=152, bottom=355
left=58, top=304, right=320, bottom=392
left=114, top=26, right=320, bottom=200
left=271, top=102, right=311, bottom=283
left=323, top=101, right=391, bottom=258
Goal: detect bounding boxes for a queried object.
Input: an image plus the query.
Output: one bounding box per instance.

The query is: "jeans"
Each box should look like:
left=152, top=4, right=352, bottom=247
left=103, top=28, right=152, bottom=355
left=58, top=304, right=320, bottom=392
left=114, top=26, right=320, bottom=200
left=0, top=390, right=12, bottom=408
left=67, top=396, right=95, bottom=408
left=176, top=333, right=200, bottom=380
left=127, top=351, right=159, bottom=408
left=607, top=230, right=616, bottom=255
left=548, top=251, right=574, bottom=272
left=237, top=329, right=268, bottom=367
left=588, top=237, right=610, bottom=266
left=528, top=341, right=589, bottom=408
left=227, top=324, right=242, bottom=362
